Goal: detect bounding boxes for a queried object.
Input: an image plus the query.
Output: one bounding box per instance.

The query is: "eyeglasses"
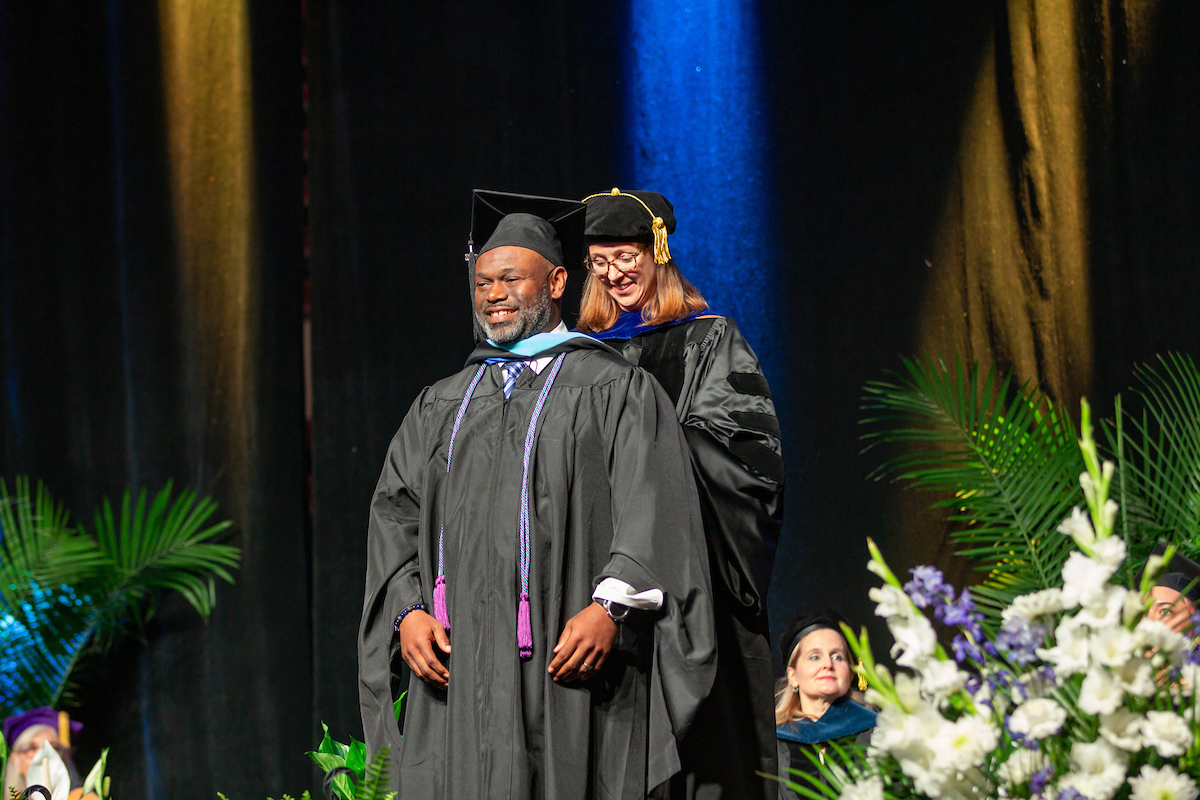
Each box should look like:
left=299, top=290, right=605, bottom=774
left=587, top=247, right=646, bottom=275
left=16, top=742, right=69, bottom=758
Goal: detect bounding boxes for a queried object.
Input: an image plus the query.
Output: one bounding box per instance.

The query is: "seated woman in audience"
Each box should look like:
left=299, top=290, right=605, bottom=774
left=3, top=707, right=84, bottom=798
left=776, top=611, right=876, bottom=798
left=1138, top=544, right=1200, bottom=635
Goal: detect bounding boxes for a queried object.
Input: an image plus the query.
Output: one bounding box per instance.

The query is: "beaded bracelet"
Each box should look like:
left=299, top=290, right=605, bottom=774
left=394, top=603, right=425, bottom=632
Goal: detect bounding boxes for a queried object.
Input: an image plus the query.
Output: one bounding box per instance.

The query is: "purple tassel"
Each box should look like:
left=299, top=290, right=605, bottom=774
left=517, top=592, right=533, bottom=660
left=433, top=574, right=450, bottom=630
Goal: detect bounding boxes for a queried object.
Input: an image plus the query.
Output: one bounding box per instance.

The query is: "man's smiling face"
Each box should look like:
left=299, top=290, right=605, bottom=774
left=473, top=246, right=565, bottom=344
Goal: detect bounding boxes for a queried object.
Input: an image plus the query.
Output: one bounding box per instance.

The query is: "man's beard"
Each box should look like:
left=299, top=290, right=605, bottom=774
left=475, top=283, right=553, bottom=345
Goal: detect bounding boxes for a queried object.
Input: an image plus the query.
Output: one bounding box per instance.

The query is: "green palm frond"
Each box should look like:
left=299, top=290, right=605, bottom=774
left=0, top=478, right=239, bottom=716
left=1109, top=353, right=1200, bottom=565
left=861, top=354, right=1086, bottom=620
left=0, top=477, right=108, bottom=591
left=85, top=482, right=239, bottom=640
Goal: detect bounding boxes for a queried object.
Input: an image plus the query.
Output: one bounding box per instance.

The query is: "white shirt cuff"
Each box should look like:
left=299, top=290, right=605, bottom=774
left=592, top=577, right=664, bottom=611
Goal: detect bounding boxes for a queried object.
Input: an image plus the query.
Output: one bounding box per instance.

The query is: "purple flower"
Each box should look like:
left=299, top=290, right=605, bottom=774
left=905, top=565, right=952, bottom=609
left=1030, top=766, right=1054, bottom=796
left=934, top=588, right=986, bottom=641
left=997, top=618, right=1049, bottom=666
left=953, top=633, right=985, bottom=664
left=1058, top=787, right=1089, bottom=800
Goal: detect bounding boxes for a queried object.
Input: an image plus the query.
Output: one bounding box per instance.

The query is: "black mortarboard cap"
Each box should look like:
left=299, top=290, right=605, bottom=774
left=1136, top=543, right=1200, bottom=604
left=780, top=609, right=851, bottom=665
left=582, top=188, right=676, bottom=264
left=470, top=190, right=587, bottom=269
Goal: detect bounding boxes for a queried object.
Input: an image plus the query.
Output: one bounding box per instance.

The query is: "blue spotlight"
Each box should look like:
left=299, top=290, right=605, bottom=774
left=623, top=0, right=779, bottom=365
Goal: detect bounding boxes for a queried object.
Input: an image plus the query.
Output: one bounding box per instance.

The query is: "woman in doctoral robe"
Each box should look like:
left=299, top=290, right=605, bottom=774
left=577, top=188, right=785, bottom=800
left=775, top=612, right=877, bottom=799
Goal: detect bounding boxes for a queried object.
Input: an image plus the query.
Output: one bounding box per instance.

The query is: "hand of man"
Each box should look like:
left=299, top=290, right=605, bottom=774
left=399, top=609, right=451, bottom=689
left=548, top=601, right=618, bottom=682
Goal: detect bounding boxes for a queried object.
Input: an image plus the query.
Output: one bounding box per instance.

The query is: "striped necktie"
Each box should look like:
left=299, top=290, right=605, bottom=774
left=500, top=360, right=527, bottom=398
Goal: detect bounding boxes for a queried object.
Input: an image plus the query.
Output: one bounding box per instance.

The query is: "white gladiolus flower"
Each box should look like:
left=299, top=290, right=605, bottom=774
left=1061, top=740, right=1128, bottom=800
left=1061, top=550, right=1118, bottom=609
left=867, top=558, right=889, bottom=581
left=839, top=776, right=884, bottom=800
left=1038, top=617, right=1090, bottom=677
left=1143, top=710, right=1192, bottom=757
left=920, top=657, right=967, bottom=699
left=1099, top=708, right=1145, bottom=751
left=1078, top=666, right=1125, bottom=715
left=889, top=614, right=938, bottom=669
left=1089, top=625, right=1136, bottom=668
left=1115, top=657, right=1157, bottom=698
left=893, top=671, right=922, bottom=710
left=997, top=748, right=1045, bottom=786
left=1076, top=586, right=1130, bottom=629
left=1101, top=498, right=1118, bottom=533
left=1008, top=698, right=1067, bottom=740
left=1090, top=534, right=1126, bottom=569
left=1128, top=764, right=1200, bottom=800
left=1136, top=616, right=1190, bottom=656
left=869, top=583, right=911, bottom=620
left=870, top=701, right=943, bottom=759
left=1181, top=662, right=1200, bottom=696
left=1003, top=588, right=1066, bottom=622
left=1080, top=472, right=1098, bottom=508
left=932, top=714, right=998, bottom=772
left=1058, top=506, right=1097, bottom=548
left=1124, top=588, right=1148, bottom=626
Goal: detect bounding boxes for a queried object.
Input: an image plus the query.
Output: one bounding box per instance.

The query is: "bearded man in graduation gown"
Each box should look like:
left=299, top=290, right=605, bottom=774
left=358, top=190, right=717, bottom=800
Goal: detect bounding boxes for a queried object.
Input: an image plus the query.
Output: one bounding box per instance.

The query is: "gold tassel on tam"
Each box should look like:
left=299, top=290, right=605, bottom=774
left=58, top=710, right=71, bottom=748
left=857, top=659, right=868, bottom=691
left=651, top=216, right=671, bottom=264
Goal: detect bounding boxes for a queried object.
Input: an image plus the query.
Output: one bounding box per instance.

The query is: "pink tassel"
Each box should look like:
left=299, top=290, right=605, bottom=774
left=517, top=592, right=533, bottom=660
left=433, top=575, right=450, bottom=630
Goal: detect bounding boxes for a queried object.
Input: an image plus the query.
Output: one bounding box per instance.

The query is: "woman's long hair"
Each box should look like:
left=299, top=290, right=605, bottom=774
left=774, top=676, right=806, bottom=725
left=576, top=256, right=708, bottom=333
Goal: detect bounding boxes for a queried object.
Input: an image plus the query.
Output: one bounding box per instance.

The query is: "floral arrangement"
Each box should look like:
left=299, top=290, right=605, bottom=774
left=798, top=401, right=1200, bottom=800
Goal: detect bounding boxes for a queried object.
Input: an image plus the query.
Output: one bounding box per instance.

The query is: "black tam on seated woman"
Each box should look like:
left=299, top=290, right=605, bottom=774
left=776, top=611, right=877, bottom=798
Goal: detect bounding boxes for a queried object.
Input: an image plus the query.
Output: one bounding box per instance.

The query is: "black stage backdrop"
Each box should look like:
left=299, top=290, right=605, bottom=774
left=0, top=1, right=309, bottom=798
left=1, top=0, right=1198, bottom=797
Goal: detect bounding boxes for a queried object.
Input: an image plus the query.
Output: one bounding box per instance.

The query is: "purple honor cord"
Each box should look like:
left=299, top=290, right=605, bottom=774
left=434, top=353, right=568, bottom=660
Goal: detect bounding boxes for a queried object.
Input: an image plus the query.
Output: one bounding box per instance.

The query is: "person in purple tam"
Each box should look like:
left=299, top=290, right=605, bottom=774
left=3, top=706, right=83, bottom=797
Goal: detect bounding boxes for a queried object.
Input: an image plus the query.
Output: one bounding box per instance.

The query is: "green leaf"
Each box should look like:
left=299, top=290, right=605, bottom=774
left=0, top=477, right=240, bottom=716
left=306, top=751, right=346, bottom=774
left=393, top=691, right=405, bottom=724
left=345, top=738, right=367, bottom=777
left=861, top=354, right=1085, bottom=624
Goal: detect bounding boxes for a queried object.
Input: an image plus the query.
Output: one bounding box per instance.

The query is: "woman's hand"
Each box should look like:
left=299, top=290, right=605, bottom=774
left=548, top=602, right=618, bottom=682
left=399, top=609, right=451, bottom=689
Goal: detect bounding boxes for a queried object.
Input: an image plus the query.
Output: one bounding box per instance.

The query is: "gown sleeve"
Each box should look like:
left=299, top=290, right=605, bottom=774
left=595, top=367, right=718, bottom=791
left=681, top=318, right=784, bottom=618
left=358, top=389, right=431, bottom=760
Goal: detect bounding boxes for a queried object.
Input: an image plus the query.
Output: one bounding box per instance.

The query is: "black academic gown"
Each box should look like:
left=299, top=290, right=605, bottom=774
left=359, top=335, right=716, bottom=800
left=590, top=312, right=785, bottom=800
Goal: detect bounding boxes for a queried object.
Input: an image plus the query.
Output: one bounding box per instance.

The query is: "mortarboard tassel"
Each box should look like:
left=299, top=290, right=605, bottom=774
left=517, top=592, right=533, bottom=659
left=651, top=216, right=671, bottom=265
left=433, top=574, right=450, bottom=630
